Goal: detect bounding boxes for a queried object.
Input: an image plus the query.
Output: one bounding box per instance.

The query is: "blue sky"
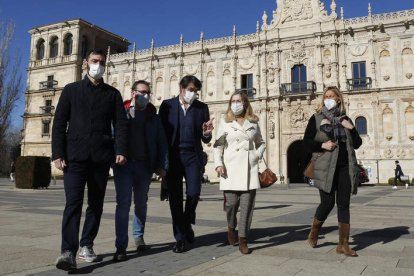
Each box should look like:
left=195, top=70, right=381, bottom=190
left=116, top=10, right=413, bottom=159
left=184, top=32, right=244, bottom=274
left=1, top=0, right=413, bottom=129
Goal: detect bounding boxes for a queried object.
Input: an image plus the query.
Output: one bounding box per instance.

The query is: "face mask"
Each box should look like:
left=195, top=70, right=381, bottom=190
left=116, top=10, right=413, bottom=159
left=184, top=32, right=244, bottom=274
left=231, top=102, right=244, bottom=115
left=88, top=63, right=105, bottom=79
left=135, top=94, right=149, bottom=110
left=183, top=90, right=196, bottom=104
left=324, top=99, right=337, bottom=110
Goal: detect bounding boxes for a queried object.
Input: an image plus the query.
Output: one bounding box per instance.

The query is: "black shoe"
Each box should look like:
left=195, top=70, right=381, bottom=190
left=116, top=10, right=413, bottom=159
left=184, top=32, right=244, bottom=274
left=186, top=226, right=195, bottom=244
left=56, top=251, right=76, bottom=271
left=172, top=240, right=186, bottom=253
left=112, top=249, right=127, bottom=262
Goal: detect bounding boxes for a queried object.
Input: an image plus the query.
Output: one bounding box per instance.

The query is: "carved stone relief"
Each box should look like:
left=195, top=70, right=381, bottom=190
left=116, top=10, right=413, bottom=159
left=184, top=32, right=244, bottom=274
left=291, top=41, right=306, bottom=61
left=290, top=106, right=308, bottom=129
left=281, top=0, right=313, bottom=23
left=350, top=45, right=368, bottom=57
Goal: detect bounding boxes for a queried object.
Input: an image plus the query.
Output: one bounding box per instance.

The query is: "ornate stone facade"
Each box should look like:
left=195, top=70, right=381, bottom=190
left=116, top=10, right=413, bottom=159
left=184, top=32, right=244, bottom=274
left=22, top=1, right=414, bottom=183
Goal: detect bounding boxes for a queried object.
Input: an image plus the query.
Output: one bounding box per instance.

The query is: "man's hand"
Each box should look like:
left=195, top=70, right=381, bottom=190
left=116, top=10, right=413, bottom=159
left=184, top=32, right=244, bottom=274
left=53, top=158, right=67, bottom=171
left=115, top=155, right=127, bottom=165
left=156, top=168, right=167, bottom=179
left=202, top=117, right=215, bottom=136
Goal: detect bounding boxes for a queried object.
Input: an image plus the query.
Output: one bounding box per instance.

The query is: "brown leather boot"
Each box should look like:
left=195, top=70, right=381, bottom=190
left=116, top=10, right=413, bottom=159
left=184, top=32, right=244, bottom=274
left=336, top=223, right=358, bottom=257
left=239, top=237, right=250, bottom=254
left=307, top=218, right=324, bottom=248
left=227, top=227, right=238, bottom=246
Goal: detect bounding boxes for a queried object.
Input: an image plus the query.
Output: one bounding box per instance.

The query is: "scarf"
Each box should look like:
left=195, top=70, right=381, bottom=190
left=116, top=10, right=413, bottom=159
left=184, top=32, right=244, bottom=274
left=320, top=106, right=347, bottom=142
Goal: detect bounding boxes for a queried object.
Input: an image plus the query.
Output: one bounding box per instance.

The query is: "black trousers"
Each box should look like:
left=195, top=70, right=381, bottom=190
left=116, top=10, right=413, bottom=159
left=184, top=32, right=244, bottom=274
left=394, top=175, right=402, bottom=185
left=61, top=160, right=110, bottom=254
left=166, top=149, right=202, bottom=241
left=315, top=165, right=351, bottom=224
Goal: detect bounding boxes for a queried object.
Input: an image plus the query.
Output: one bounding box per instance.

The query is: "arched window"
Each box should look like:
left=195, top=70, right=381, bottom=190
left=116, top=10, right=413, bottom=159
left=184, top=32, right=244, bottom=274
left=63, top=34, right=73, bottom=55
left=49, top=36, right=59, bottom=58
left=81, top=36, right=88, bottom=59
left=36, top=39, right=45, bottom=60
left=355, top=116, right=367, bottom=135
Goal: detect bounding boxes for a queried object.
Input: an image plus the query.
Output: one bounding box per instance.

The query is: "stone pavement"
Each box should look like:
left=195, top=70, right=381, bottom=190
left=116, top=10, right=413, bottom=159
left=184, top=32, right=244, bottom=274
left=0, top=178, right=413, bottom=276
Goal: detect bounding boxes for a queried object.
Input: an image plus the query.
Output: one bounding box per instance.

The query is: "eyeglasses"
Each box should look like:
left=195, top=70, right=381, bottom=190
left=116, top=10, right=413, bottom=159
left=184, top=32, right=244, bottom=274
left=133, top=90, right=152, bottom=96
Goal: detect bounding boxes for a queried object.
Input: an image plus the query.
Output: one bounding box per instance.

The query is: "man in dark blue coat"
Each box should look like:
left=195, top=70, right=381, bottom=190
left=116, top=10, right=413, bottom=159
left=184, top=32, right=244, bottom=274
left=159, top=75, right=214, bottom=253
left=52, top=49, right=128, bottom=271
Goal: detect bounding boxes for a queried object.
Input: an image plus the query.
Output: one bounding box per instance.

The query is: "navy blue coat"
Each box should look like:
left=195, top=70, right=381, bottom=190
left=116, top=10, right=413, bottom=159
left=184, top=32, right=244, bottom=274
left=159, top=97, right=211, bottom=167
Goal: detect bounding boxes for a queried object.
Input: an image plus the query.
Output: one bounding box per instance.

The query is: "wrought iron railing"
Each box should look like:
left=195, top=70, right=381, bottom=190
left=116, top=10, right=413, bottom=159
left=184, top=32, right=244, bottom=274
left=346, top=77, right=372, bottom=91
left=40, top=105, right=55, bottom=114
left=39, top=80, right=58, bottom=90
left=280, top=81, right=316, bottom=95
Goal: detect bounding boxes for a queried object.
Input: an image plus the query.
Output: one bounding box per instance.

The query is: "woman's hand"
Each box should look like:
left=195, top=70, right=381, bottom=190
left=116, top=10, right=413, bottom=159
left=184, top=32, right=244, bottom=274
left=322, top=140, right=337, bottom=151
left=341, top=119, right=354, bottom=130
left=215, top=166, right=227, bottom=178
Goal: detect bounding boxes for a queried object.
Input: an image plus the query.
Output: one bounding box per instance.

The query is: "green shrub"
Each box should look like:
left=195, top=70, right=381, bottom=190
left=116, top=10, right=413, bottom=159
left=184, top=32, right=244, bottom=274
left=388, top=177, right=412, bottom=186
left=15, top=156, right=51, bottom=189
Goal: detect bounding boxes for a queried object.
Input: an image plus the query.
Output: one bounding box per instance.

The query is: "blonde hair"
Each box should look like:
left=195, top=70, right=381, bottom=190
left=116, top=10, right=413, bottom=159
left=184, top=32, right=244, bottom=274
left=224, top=90, right=259, bottom=123
left=316, top=86, right=346, bottom=114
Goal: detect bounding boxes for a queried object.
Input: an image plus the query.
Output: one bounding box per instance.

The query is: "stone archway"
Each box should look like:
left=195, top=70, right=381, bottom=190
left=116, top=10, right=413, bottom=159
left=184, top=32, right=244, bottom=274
left=287, top=140, right=310, bottom=183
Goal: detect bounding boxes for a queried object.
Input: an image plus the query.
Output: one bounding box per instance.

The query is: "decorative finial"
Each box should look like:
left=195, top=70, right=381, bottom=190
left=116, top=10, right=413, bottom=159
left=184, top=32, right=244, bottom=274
left=233, top=25, right=236, bottom=36
left=200, top=32, right=204, bottom=40
left=180, top=34, right=183, bottom=44
left=151, top=38, right=154, bottom=49
left=256, top=21, right=260, bottom=33
left=331, top=0, right=337, bottom=14
left=262, top=11, right=268, bottom=25
left=368, top=2, right=372, bottom=17
left=133, top=42, right=136, bottom=52
left=340, top=7, right=344, bottom=20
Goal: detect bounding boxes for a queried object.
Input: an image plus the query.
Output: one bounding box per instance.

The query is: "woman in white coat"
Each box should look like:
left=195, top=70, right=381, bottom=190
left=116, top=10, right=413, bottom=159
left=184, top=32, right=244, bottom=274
left=213, top=90, right=265, bottom=254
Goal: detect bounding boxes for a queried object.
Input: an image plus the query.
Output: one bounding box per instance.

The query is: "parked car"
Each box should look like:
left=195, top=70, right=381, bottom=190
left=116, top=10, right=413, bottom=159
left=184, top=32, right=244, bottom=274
left=357, top=164, right=369, bottom=185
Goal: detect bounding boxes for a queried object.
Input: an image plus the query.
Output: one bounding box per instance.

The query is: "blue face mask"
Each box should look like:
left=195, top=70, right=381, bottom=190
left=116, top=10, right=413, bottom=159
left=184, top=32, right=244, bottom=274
left=135, top=94, right=149, bottom=110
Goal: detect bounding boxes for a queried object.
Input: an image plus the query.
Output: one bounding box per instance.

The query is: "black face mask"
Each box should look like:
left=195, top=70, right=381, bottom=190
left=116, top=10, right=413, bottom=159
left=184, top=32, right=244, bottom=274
left=135, top=94, right=149, bottom=110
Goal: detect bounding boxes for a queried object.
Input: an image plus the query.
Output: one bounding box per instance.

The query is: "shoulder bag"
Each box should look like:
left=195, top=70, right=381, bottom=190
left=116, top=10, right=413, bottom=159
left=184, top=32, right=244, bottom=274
left=259, top=158, right=278, bottom=188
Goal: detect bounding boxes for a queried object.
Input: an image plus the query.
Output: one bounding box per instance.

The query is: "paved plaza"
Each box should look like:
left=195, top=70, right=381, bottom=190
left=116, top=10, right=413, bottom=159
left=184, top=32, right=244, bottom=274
left=0, top=178, right=413, bottom=276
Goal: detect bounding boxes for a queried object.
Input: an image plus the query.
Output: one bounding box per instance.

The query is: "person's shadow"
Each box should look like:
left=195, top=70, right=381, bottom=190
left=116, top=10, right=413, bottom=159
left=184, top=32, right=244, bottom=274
left=351, top=226, right=410, bottom=251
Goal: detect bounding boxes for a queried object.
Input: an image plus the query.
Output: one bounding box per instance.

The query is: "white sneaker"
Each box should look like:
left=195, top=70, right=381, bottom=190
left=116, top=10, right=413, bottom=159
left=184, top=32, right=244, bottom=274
left=392, top=186, right=398, bottom=190
left=79, top=246, right=99, bottom=262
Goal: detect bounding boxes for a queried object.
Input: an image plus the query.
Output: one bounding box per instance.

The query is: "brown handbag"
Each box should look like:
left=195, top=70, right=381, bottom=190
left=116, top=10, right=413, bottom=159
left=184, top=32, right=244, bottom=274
left=303, top=153, right=324, bottom=179
left=259, top=158, right=278, bottom=188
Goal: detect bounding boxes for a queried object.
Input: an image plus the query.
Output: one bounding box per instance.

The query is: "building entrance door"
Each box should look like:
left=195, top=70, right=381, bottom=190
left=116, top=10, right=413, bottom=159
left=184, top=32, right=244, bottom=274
left=287, top=140, right=310, bottom=183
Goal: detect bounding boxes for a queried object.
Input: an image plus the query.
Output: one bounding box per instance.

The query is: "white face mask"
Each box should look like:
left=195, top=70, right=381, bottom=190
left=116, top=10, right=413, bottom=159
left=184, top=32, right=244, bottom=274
left=231, top=102, right=244, bottom=115
left=324, top=99, right=337, bottom=110
left=183, top=90, right=196, bottom=104
left=88, top=63, right=105, bottom=79
left=135, top=94, right=149, bottom=110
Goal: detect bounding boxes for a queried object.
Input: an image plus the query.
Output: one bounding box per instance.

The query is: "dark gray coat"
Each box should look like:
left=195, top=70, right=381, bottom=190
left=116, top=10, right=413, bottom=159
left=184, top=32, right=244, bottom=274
left=310, top=113, right=361, bottom=195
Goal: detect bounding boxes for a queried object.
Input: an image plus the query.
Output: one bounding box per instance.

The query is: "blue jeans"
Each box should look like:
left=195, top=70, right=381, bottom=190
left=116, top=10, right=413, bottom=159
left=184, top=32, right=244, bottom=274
left=113, top=160, right=152, bottom=250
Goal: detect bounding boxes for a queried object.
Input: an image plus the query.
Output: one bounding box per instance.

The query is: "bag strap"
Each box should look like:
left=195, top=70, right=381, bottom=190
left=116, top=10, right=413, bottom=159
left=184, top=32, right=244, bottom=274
left=262, top=157, right=269, bottom=169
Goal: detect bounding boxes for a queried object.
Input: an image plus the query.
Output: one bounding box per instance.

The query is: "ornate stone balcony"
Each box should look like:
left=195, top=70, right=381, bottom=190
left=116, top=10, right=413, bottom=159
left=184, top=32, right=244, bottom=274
left=40, top=105, right=55, bottom=115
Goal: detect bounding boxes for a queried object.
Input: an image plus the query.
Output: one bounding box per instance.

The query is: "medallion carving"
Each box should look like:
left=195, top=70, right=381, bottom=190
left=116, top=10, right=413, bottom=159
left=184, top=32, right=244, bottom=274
left=291, top=41, right=306, bottom=61
left=350, top=45, right=368, bottom=57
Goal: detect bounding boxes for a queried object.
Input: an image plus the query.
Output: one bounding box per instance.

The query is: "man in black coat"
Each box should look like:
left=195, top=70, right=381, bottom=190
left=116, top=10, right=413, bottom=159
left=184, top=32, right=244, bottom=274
left=159, top=75, right=214, bottom=253
left=393, top=160, right=404, bottom=189
left=52, top=49, right=128, bottom=271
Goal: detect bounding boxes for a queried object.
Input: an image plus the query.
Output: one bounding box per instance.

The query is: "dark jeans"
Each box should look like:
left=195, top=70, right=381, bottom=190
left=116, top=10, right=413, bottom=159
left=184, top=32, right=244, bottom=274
left=315, top=165, right=351, bottom=224
left=61, top=160, right=110, bottom=254
left=167, top=149, right=202, bottom=241
left=394, top=175, right=402, bottom=185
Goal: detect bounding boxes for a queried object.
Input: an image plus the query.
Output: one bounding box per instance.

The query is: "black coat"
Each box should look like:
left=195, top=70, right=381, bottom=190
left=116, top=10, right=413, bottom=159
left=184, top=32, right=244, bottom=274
left=52, top=77, right=128, bottom=163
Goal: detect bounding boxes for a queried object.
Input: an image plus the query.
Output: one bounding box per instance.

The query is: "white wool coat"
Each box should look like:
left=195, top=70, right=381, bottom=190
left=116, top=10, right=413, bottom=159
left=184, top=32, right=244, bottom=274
left=213, top=118, right=266, bottom=191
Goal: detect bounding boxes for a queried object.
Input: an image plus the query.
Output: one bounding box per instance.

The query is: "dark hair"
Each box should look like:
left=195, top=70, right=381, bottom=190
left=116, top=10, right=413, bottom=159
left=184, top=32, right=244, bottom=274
left=179, top=75, right=202, bottom=90
left=86, top=49, right=106, bottom=60
left=132, top=80, right=151, bottom=93
left=395, top=160, right=399, bottom=164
